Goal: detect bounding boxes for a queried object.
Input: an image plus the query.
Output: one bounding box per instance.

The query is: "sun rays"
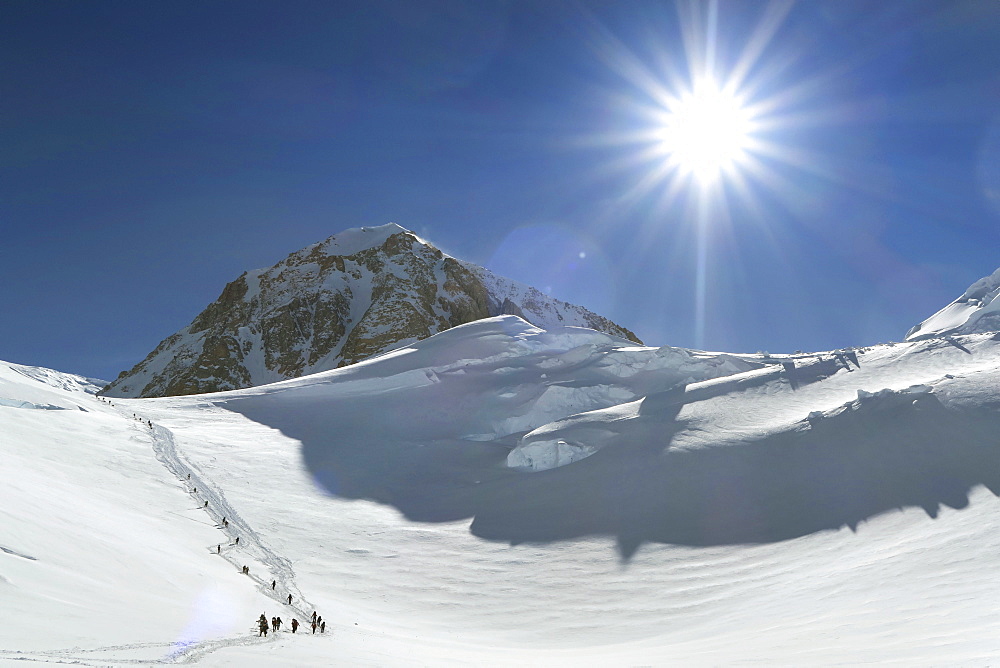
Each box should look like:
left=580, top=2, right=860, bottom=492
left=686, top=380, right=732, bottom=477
left=587, top=0, right=799, bottom=203
left=579, top=0, right=805, bottom=347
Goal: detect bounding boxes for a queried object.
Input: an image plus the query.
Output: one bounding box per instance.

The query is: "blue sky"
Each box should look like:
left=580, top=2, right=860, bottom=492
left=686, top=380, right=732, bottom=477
left=3, top=0, right=999, bottom=381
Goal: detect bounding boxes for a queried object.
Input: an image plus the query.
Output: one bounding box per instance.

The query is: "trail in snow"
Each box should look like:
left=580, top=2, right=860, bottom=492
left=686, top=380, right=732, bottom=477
left=137, top=411, right=324, bottom=661
left=145, top=422, right=309, bottom=604
left=0, top=634, right=295, bottom=667
left=0, top=397, right=328, bottom=666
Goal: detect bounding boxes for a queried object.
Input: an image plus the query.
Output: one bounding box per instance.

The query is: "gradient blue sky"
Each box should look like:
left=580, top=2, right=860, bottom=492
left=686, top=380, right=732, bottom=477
left=3, top=0, right=999, bottom=381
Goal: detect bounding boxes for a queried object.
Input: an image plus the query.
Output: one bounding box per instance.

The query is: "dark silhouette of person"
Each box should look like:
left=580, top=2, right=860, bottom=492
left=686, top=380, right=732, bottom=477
left=272, top=580, right=276, bottom=590
left=320, top=621, right=326, bottom=633
left=287, top=594, right=292, bottom=605
left=291, top=618, right=299, bottom=633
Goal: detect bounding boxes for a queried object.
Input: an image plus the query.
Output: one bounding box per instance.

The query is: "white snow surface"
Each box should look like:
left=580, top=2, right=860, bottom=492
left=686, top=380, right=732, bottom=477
left=3, top=316, right=1000, bottom=665
left=906, top=265, right=1000, bottom=340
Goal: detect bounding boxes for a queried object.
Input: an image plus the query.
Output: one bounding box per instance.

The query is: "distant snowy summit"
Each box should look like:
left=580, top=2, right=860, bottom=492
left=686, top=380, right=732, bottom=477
left=906, top=266, right=1000, bottom=341
left=103, top=223, right=641, bottom=398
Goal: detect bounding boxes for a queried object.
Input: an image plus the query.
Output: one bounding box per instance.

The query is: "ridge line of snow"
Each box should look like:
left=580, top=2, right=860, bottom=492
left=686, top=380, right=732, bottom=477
left=303, top=222, right=413, bottom=263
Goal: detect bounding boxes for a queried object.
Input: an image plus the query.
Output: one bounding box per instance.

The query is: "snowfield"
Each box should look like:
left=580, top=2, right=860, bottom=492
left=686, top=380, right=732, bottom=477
left=2, top=316, right=1000, bottom=665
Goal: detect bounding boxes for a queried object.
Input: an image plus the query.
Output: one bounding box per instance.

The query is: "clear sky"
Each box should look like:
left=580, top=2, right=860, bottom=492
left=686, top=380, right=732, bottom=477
left=3, top=0, right=999, bottom=382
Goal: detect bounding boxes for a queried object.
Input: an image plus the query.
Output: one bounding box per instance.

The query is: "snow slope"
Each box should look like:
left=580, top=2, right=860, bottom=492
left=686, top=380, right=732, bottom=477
left=906, top=265, right=1000, bottom=340
left=2, top=318, right=1000, bottom=665
left=0, top=363, right=275, bottom=664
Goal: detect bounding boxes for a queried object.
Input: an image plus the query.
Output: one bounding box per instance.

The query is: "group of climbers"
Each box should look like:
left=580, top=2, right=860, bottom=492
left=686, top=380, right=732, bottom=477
left=256, top=611, right=326, bottom=636
left=310, top=610, right=326, bottom=634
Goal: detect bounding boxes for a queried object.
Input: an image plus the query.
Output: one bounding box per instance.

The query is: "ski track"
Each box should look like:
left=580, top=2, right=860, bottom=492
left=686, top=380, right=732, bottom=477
left=0, top=400, right=322, bottom=666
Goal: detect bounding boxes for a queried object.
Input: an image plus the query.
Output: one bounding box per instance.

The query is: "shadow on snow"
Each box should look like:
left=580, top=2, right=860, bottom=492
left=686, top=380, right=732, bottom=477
left=224, top=362, right=1000, bottom=561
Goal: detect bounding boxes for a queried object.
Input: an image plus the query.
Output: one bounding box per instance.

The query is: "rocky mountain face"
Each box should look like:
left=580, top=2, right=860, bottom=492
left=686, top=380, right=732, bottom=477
left=905, top=266, right=1000, bottom=341
left=104, top=224, right=641, bottom=398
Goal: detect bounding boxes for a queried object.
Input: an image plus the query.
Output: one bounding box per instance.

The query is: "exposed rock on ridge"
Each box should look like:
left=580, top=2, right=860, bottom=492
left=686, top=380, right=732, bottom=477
left=104, top=223, right=641, bottom=397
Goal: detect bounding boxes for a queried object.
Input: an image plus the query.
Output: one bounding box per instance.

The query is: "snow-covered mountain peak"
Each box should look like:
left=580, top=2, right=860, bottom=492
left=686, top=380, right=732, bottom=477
left=103, top=224, right=640, bottom=397
left=905, top=266, right=1000, bottom=340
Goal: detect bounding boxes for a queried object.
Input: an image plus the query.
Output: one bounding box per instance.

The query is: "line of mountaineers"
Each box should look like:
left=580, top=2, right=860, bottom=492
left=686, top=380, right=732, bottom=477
left=257, top=610, right=326, bottom=636
left=96, top=393, right=329, bottom=640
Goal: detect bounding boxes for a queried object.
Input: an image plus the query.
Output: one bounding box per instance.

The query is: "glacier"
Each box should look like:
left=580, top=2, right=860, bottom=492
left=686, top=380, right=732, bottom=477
left=2, top=310, right=1000, bottom=665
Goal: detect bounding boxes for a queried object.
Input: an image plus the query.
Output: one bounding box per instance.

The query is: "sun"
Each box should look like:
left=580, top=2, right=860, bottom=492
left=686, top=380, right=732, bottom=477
left=656, top=77, right=754, bottom=184
left=580, top=0, right=813, bottom=348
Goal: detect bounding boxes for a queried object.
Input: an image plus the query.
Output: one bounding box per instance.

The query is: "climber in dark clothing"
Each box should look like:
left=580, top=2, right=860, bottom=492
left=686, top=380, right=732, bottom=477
left=291, top=618, right=299, bottom=633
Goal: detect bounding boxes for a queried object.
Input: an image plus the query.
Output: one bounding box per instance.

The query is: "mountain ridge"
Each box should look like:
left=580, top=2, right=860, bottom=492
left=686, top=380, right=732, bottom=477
left=906, top=266, right=1000, bottom=341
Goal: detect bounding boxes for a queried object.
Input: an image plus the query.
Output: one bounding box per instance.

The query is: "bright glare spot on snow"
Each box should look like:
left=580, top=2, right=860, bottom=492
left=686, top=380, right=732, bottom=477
left=167, top=586, right=232, bottom=659
left=656, top=78, right=753, bottom=183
